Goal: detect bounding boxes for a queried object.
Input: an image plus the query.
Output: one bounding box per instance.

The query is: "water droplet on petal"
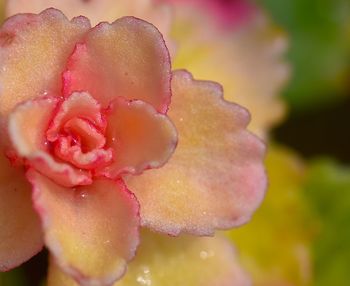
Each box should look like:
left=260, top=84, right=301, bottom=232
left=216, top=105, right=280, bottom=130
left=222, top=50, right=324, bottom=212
left=78, top=190, right=88, bottom=199
left=136, top=266, right=152, bottom=285
left=200, top=250, right=208, bottom=260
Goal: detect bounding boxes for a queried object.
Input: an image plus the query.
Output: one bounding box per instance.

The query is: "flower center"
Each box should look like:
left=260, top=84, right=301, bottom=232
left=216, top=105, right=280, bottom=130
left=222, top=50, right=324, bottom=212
left=46, top=92, right=113, bottom=170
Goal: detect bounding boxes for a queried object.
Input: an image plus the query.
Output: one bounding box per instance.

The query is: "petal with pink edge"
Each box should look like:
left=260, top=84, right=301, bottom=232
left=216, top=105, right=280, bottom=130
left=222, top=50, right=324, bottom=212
left=6, top=0, right=172, bottom=40
left=46, top=92, right=106, bottom=142
left=126, top=71, right=267, bottom=236
left=0, top=155, right=43, bottom=271
left=8, top=97, right=91, bottom=187
left=27, top=170, right=140, bottom=286
left=99, top=97, right=177, bottom=178
left=0, top=8, right=90, bottom=119
left=48, top=231, right=250, bottom=286
left=63, top=17, right=171, bottom=113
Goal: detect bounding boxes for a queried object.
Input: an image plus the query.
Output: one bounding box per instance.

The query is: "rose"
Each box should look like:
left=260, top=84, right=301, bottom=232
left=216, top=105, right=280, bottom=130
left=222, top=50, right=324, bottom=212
left=0, top=8, right=266, bottom=286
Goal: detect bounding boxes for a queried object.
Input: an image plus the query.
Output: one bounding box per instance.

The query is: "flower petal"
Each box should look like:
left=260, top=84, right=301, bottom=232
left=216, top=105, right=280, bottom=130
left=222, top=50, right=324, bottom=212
left=48, top=231, right=250, bottom=286
left=54, top=135, right=113, bottom=170
left=99, top=97, right=177, bottom=178
left=0, top=155, right=43, bottom=271
left=227, top=145, right=314, bottom=285
left=9, top=97, right=58, bottom=156
left=170, top=5, right=289, bottom=137
left=0, top=8, right=90, bottom=126
left=30, top=153, right=92, bottom=187
left=27, top=169, right=140, bottom=286
left=6, top=0, right=172, bottom=38
left=46, top=92, right=106, bottom=142
left=8, top=97, right=91, bottom=187
left=126, top=71, right=266, bottom=236
left=63, top=17, right=171, bottom=113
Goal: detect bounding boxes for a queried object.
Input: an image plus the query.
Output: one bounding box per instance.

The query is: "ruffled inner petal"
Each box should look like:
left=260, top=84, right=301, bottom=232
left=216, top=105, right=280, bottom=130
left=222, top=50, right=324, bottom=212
left=8, top=96, right=92, bottom=187
left=98, top=97, right=177, bottom=178
left=28, top=169, right=140, bottom=286
left=63, top=118, right=106, bottom=151
left=54, top=135, right=113, bottom=170
left=47, top=92, right=106, bottom=142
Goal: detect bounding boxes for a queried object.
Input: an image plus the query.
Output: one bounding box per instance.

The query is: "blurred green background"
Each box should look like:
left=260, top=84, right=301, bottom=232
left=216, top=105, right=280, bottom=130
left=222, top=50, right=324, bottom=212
left=259, top=0, right=350, bottom=112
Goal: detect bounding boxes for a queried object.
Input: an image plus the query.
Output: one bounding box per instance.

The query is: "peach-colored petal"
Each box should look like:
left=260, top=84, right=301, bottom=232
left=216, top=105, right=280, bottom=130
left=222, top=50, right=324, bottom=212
left=54, top=132, right=113, bottom=170
left=62, top=118, right=106, bottom=150
left=8, top=97, right=91, bottom=187
left=27, top=169, right=140, bottom=286
left=170, top=5, right=289, bottom=137
left=46, top=92, right=106, bottom=142
left=99, top=97, right=177, bottom=178
left=6, top=0, right=172, bottom=39
left=227, top=145, right=314, bottom=286
left=0, top=155, right=43, bottom=271
left=0, top=8, right=90, bottom=141
left=126, top=71, right=266, bottom=236
left=48, top=231, right=250, bottom=286
left=8, top=97, right=58, bottom=155
left=30, top=153, right=92, bottom=187
left=54, top=138, right=112, bottom=170
left=63, top=16, right=171, bottom=113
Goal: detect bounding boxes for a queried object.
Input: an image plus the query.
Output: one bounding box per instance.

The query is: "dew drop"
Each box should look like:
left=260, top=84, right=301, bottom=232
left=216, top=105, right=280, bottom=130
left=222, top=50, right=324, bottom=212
left=200, top=250, right=215, bottom=260
left=136, top=266, right=152, bottom=285
left=200, top=250, right=208, bottom=260
left=79, top=190, right=88, bottom=199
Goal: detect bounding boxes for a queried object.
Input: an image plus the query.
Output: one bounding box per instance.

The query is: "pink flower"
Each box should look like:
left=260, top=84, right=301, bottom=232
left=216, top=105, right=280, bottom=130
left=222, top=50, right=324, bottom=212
left=0, top=8, right=266, bottom=285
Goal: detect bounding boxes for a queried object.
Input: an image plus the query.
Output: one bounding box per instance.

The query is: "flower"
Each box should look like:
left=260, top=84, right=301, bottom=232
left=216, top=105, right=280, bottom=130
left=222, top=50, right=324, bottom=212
left=0, top=8, right=266, bottom=286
